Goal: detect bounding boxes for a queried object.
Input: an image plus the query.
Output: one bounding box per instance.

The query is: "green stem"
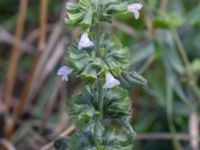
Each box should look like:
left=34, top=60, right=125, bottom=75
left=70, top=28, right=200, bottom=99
left=98, top=79, right=104, bottom=118
left=93, top=16, right=104, bottom=118
left=166, top=76, right=182, bottom=150
left=94, top=23, right=101, bottom=56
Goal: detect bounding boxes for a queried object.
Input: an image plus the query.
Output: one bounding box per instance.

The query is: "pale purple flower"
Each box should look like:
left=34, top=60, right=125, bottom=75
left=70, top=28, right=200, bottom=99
left=78, top=32, right=94, bottom=49
left=103, top=73, right=120, bottom=89
left=57, top=66, right=73, bottom=81
left=127, top=3, right=143, bottom=19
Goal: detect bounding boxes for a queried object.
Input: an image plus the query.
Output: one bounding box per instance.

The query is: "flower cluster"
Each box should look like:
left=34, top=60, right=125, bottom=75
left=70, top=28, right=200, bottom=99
left=57, top=2, right=143, bottom=84
left=56, top=1, right=146, bottom=150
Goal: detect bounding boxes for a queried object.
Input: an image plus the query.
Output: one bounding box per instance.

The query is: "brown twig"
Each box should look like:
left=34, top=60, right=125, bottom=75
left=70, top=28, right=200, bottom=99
left=41, top=125, right=76, bottom=150
left=28, top=10, right=65, bottom=102
left=137, top=133, right=200, bottom=141
left=25, top=25, right=53, bottom=45
left=138, top=55, right=155, bottom=74
left=41, top=127, right=200, bottom=150
left=0, top=139, right=16, bottom=150
left=5, top=0, right=48, bottom=139
left=4, top=0, right=28, bottom=111
left=173, top=30, right=190, bottom=66
left=39, top=0, right=48, bottom=51
left=0, top=26, right=35, bottom=54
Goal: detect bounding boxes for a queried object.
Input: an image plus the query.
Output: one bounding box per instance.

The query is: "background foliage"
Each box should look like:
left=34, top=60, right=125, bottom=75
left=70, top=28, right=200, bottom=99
left=0, top=0, right=200, bottom=150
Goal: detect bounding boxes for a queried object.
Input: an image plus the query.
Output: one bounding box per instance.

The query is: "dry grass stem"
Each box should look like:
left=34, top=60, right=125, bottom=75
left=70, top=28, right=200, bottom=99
left=4, top=0, right=28, bottom=111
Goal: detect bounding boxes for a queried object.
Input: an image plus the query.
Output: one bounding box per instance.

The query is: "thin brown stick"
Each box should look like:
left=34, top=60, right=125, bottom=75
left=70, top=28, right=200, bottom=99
left=5, top=0, right=48, bottom=139
left=138, top=55, right=155, bottom=74
left=4, top=0, right=28, bottom=111
left=173, top=30, right=190, bottom=66
left=41, top=125, right=76, bottom=150
left=13, top=0, right=48, bottom=122
left=5, top=55, right=41, bottom=139
left=41, top=128, right=200, bottom=150
left=39, top=0, right=48, bottom=51
left=0, top=26, right=35, bottom=54
left=28, top=10, right=65, bottom=102
left=6, top=9, right=65, bottom=140
left=0, top=138, right=16, bottom=150
left=25, top=25, right=53, bottom=45
left=137, top=133, right=200, bottom=141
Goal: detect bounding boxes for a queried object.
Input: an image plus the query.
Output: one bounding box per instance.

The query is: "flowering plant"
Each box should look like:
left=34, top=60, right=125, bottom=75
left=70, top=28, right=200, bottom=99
left=56, top=0, right=146, bottom=149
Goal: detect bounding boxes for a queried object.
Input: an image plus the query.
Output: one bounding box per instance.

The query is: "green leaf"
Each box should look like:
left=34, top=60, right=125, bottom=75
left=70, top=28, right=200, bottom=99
left=68, top=34, right=128, bottom=81
left=104, top=87, right=131, bottom=119
left=65, top=0, right=128, bottom=29
left=68, top=86, right=132, bottom=124
left=68, top=127, right=133, bottom=150
left=187, top=6, right=200, bottom=26
left=68, top=90, right=99, bottom=125
left=66, top=1, right=92, bottom=28
left=66, top=2, right=81, bottom=13
left=81, top=12, right=93, bottom=29
left=101, top=128, right=133, bottom=150
left=153, top=13, right=184, bottom=29
left=68, top=47, right=100, bottom=80
left=187, top=59, right=200, bottom=74
left=101, top=34, right=129, bottom=73
left=116, top=71, right=147, bottom=89
left=105, top=2, right=127, bottom=13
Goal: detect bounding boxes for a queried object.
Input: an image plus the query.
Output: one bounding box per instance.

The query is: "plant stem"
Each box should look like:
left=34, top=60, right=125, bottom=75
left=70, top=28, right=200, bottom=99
left=94, top=17, right=104, bottom=118
left=98, top=79, right=104, bottom=118
left=96, top=30, right=104, bottom=118
left=166, top=76, right=182, bottom=150
left=95, top=23, right=101, bottom=56
left=173, top=29, right=190, bottom=66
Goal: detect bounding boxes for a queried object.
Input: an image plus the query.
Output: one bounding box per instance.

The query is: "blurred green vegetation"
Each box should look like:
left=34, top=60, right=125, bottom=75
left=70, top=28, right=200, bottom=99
left=0, top=0, right=200, bottom=150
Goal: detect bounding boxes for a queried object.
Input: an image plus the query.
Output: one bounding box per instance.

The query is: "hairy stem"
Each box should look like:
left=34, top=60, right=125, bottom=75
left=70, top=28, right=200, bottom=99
left=98, top=79, right=104, bottom=118
left=94, top=23, right=104, bottom=118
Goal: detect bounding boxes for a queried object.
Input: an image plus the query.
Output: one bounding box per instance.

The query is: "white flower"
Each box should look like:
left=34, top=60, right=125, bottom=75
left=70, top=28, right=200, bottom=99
left=127, top=3, right=143, bottom=19
left=103, top=73, right=120, bottom=89
left=57, top=65, right=73, bottom=81
left=78, top=32, right=94, bottom=49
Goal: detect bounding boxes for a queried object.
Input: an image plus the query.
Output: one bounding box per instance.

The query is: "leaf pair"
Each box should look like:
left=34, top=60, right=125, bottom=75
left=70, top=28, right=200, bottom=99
left=68, top=34, right=129, bottom=81
left=65, top=0, right=128, bottom=29
left=68, top=86, right=131, bottom=125
left=68, top=125, right=133, bottom=150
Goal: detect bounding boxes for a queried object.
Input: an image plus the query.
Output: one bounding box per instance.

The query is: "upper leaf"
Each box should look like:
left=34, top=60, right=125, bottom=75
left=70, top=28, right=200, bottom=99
left=65, top=0, right=128, bottom=29
left=116, top=71, right=147, bottom=89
